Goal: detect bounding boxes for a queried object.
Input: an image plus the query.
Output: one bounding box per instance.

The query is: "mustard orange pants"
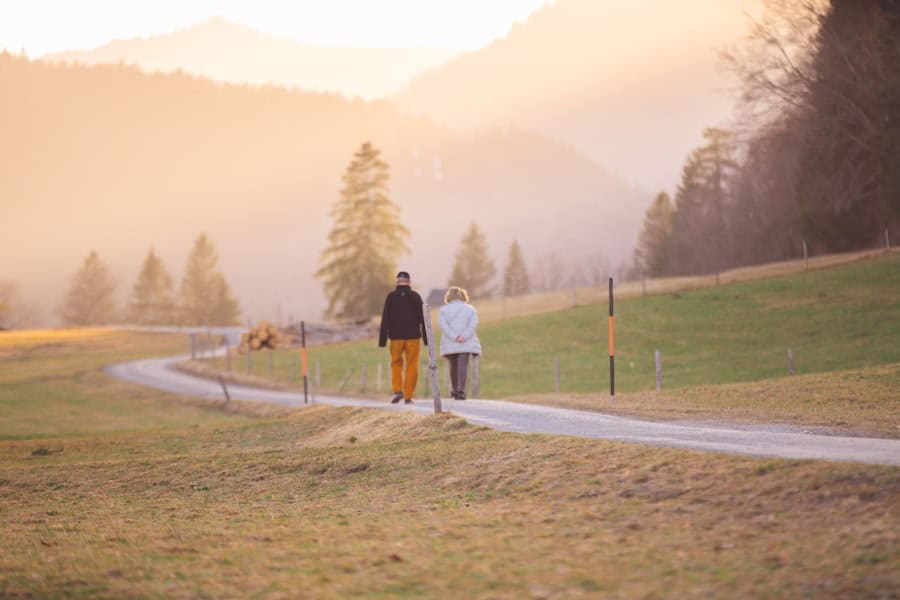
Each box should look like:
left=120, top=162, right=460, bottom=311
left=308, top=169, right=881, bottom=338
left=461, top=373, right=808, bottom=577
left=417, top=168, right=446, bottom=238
left=389, top=339, right=420, bottom=400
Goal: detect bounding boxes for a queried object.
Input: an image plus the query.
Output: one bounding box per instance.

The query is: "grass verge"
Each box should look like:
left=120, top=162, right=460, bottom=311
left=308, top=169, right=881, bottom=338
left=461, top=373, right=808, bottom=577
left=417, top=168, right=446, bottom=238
left=2, top=405, right=898, bottom=598
left=0, top=329, right=274, bottom=439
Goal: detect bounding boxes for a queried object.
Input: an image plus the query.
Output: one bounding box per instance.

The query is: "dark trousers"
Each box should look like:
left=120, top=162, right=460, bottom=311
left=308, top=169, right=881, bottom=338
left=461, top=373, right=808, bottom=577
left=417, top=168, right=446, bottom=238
left=445, top=353, right=469, bottom=396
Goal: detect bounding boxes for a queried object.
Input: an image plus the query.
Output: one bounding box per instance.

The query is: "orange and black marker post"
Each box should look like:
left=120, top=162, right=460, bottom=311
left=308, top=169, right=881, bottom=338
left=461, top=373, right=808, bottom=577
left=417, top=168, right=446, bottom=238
left=301, top=320, right=309, bottom=405
left=608, top=277, right=615, bottom=399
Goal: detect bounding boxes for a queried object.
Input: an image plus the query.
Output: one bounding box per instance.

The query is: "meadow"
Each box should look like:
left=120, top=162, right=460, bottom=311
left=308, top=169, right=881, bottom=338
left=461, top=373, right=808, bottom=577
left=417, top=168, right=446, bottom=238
left=2, top=303, right=899, bottom=596
left=208, top=252, right=900, bottom=437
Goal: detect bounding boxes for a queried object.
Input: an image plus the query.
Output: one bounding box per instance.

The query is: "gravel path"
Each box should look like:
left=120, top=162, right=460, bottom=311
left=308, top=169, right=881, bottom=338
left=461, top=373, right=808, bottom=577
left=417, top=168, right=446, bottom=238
left=105, top=353, right=900, bottom=466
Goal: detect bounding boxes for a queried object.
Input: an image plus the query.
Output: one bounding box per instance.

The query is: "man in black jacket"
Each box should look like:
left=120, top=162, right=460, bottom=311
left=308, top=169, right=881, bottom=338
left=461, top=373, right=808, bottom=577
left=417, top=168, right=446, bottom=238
left=378, top=271, right=427, bottom=404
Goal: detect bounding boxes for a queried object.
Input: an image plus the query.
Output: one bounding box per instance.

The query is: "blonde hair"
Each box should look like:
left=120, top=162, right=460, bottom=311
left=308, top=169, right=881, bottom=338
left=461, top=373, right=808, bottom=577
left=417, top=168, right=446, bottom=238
left=444, top=286, right=470, bottom=304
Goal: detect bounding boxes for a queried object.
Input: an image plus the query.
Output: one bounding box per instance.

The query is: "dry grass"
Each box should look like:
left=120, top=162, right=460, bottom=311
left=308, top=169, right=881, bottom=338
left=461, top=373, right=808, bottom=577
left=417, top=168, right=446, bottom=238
left=2, top=405, right=898, bottom=598
left=506, top=362, right=900, bottom=439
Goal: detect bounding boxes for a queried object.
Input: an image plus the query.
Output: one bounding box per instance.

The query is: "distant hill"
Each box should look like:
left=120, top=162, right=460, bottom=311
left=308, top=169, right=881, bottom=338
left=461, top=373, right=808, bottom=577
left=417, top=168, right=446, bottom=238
left=0, top=54, right=648, bottom=325
left=41, top=17, right=458, bottom=99
left=394, top=0, right=760, bottom=191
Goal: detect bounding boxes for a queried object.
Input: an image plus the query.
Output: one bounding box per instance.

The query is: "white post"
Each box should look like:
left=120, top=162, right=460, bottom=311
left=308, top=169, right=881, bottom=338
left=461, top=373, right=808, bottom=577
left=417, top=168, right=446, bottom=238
left=421, top=304, right=442, bottom=414
left=655, top=350, right=662, bottom=391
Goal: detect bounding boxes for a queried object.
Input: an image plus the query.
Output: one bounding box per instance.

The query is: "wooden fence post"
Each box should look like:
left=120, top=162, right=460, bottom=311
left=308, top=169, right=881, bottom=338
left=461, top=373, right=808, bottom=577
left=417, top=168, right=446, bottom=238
left=655, top=350, right=662, bottom=391
left=301, top=321, right=308, bottom=405
left=421, top=303, right=442, bottom=414
left=471, top=354, right=481, bottom=399
left=360, top=364, right=368, bottom=393
left=553, top=357, right=560, bottom=394
left=377, top=363, right=382, bottom=393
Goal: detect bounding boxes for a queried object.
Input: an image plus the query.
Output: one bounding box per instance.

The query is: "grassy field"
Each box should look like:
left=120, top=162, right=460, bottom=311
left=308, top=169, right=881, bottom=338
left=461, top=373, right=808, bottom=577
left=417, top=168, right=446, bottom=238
left=2, top=405, right=898, bottom=597
left=2, top=327, right=899, bottom=597
left=0, top=329, right=261, bottom=439
left=207, top=253, right=900, bottom=435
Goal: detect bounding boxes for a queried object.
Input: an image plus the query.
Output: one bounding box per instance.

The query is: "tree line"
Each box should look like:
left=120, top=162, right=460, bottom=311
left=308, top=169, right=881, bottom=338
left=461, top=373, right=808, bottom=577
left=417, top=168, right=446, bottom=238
left=60, top=234, right=240, bottom=326
left=316, top=142, right=534, bottom=320
left=634, top=0, right=899, bottom=278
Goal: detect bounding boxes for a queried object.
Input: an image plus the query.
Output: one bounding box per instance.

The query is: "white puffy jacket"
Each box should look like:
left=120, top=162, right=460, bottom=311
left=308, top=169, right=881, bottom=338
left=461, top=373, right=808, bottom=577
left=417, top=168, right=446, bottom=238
left=438, top=300, right=482, bottom=357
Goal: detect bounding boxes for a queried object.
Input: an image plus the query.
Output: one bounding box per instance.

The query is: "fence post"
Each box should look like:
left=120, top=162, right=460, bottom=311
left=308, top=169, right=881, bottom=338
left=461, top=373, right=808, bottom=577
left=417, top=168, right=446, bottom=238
left=471, top=354, right=481, bottom=399
left=609, top=277, right=615, bottom=401
left=788, top=349, right=795, bottom=375
left=553, top=357, right=560, bottom=394
left=655, top=350, right=662, bottom=391
left=377, top=362, right=382, bottom=393
left=301, top=321, right=308, bottom=404
left=421, top=303, right=442, bottom=414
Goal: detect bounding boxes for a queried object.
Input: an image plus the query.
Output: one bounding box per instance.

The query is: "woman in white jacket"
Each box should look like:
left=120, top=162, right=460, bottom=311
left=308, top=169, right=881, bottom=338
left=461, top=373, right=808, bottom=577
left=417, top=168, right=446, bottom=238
left=439, top=286, right=482, bottom=400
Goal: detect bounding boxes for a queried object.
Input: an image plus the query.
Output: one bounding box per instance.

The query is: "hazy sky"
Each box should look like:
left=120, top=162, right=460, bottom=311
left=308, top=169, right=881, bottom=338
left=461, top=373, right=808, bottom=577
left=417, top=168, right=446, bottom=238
left=1, top=0, right=551, bottom=56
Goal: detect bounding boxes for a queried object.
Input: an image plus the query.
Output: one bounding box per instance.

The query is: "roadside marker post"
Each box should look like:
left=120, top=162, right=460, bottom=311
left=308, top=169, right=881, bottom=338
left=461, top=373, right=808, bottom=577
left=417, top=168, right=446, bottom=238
left=609, top=277, right=615, bottom=401
left=422, top=303, right=442, bottom=414
left=301, top=321, right=308, bottom=405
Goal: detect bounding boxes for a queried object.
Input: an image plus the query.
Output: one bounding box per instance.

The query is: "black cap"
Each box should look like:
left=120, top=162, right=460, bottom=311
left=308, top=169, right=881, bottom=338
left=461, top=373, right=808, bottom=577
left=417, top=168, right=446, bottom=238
left=396, top=271, right=410, bottom=283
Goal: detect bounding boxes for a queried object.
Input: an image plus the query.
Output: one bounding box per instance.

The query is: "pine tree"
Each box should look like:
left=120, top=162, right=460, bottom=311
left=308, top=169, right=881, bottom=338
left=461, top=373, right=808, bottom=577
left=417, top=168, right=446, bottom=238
left=209, top=273, right=241, bottom=326
left=60, top=251, right=118, bottom=326
left=668, top=128, right=738, bottom=275
left=179, top=234, right=241, bottom=325
left=634, top=192, right=675, bottom=277
left=316, top=142, right=410, bottom=319
left=448, top=222, right=496, bottom=299
left=502, top=239, right=530, bottom=296
left=126, top=249, right=176, bottom=324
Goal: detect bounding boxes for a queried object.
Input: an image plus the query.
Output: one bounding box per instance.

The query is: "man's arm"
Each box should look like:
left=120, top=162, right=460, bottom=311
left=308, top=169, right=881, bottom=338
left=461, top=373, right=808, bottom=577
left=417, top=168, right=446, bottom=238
left=378, top=294, right=391, bottom=347
left=417, top=294, right=428, bottom=346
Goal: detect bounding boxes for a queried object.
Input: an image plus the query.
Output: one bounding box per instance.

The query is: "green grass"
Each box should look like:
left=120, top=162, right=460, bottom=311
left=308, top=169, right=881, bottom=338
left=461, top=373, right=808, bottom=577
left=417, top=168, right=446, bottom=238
left=231, top=253, right=900, bottom=399
left=0, top=330, right=248, bottom=439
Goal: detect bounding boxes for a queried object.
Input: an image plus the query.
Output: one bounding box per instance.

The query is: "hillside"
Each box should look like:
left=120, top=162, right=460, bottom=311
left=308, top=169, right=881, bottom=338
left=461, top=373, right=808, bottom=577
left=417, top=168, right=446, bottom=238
left=0, top=53, right=648, bottom=325
left=42, top=17, right=458, bottom=99
left=395, top=0, right=761, bottom=191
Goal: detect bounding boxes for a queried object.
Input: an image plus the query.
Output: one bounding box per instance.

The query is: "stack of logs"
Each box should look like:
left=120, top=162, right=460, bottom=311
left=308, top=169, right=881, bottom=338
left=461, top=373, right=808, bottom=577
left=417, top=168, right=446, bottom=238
left=238, top=321, right=283, bottom=354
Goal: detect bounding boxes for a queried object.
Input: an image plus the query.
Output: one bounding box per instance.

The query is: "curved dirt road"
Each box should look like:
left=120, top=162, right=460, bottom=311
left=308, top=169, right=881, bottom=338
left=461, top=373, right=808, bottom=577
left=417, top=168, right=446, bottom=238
left=106, top=353, right=900, bottom=466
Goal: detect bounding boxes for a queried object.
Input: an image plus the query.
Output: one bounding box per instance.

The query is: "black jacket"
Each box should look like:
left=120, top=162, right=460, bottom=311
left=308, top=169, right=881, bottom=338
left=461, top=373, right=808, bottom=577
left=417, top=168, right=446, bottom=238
left=378, top=285, right=427, bottom=346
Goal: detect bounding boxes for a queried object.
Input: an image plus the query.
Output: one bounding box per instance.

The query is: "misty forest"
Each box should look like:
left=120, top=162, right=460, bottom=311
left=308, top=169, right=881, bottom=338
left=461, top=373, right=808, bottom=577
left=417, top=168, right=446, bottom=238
left=1, top=0, right=898, bottom=329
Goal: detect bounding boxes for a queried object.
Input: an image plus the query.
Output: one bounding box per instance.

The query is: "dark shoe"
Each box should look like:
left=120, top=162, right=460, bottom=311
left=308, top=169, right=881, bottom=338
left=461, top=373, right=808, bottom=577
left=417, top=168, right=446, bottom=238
left=404, top=398, right=413, bottom=404
left=450, top=391, right=458, bottom=399
left=457, top=391, right=465, bottom=400
left=390, top=392, right=403, bottom=404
